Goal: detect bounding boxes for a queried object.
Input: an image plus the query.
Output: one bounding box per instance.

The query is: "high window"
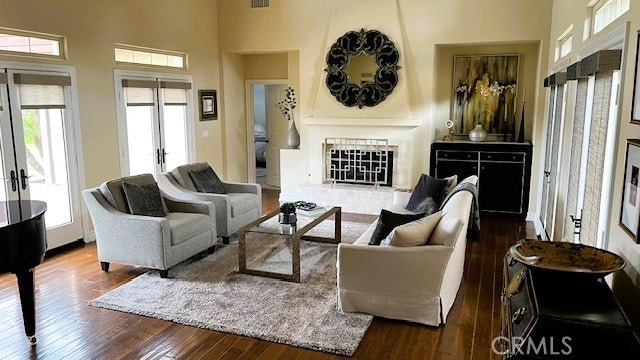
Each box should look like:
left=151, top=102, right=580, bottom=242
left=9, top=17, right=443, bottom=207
left=0, top=28, right=65, bottom=59
left=555, top=25, right=573, bottom=61
left=115, top=45, right=187, bottom=69
left=591, top=0, right=629, bottom=35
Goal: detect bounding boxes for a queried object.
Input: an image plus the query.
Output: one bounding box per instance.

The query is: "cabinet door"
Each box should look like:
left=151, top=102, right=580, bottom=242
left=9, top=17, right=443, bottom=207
left=479, top=161, right=525, bottom=214
left=435, top=160, right=478, bottom=180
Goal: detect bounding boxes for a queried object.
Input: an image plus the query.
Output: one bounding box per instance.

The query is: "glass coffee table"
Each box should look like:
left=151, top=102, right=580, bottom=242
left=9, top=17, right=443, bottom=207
left=238, top=206, right=341, bottom=283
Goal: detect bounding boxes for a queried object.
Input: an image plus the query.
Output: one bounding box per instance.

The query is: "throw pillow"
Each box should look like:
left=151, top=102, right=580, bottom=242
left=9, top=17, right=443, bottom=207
left=121, top=181, right=167, bottom=217
left=405, top=174, right=449, bottom=213
left=443, top=175, right=458, bottom=197
left=369, top=209, right=426, bottom=245
left=381, top=211, right=443, bottom=246
left=189, top=166, right=227, bottom=194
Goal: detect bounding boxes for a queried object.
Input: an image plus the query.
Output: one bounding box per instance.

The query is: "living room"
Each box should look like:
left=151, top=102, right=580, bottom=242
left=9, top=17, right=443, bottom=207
left=1, top=0, right=640, bottom=358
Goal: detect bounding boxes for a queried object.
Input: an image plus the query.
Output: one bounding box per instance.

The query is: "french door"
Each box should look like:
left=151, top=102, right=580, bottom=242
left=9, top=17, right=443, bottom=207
left=115, top=71, right=193, bottom=176
left=0, top=67, right=83, bottom=249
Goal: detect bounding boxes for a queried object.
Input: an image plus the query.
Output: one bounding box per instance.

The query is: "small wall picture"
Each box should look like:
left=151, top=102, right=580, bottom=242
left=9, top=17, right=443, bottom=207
left=199, top=90, right=218, bottom=120
left=620, top=139, right=640, bottom=242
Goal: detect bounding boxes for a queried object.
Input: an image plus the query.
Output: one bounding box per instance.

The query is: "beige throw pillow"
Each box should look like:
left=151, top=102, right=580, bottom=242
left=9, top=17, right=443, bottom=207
left=381, top=211, right=443, bottom=247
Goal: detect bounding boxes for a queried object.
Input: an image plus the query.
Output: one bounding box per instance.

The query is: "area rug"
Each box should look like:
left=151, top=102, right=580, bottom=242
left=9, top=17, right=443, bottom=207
left=89, top=219, right=373, bottom=356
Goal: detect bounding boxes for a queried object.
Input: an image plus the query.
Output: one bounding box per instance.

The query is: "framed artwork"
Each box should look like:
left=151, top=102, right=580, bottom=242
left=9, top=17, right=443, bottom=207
left=620, top=139, right=640, bottom=242
left=199, top=90, right=218, bottom=121
left=452, top=54, right=519, bottom=134
left=631, top=30, right=640, bottom=124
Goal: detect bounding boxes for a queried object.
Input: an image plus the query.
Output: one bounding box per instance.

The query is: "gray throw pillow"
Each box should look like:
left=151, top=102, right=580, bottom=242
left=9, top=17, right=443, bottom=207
left=121, top=182, right=167, bottom=217
left=189, top=166, right=227, bottom=194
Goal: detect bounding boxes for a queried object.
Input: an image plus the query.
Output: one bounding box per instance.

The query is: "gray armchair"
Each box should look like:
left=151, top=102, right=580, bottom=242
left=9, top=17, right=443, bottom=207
left=157, top=162, right=261, bottom=243
left=82, top=174, right=217, bottom=278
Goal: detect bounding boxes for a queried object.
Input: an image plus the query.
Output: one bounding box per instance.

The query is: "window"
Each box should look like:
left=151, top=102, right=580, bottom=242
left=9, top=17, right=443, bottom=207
left=115, top=72, right=194, bottom=177
left=0, top=28, right=65, bottom=59
left=115, top=45, right=187, bottom=69
left=555, top=25, right=573, bottom=61
left=591, top=0, right=629, bottom=35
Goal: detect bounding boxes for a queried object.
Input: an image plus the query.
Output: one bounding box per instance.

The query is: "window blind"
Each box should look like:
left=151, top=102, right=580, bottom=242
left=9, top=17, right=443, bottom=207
left=14, top=73, right=71, bottom=109
left=122, top=79, right=158, bottom=106
left=160, top=81, right=191, bottom=106
left=580, top=71, right=613, bottom=247
left=563, top=79, right=588, bottom=240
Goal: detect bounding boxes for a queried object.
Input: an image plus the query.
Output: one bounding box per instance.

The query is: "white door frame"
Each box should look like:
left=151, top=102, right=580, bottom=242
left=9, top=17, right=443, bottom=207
left=0, top=61, right=86, bottom=245
left=245, top=79, right=287, bottom=183
left=114, top=69, right=195, bottom=177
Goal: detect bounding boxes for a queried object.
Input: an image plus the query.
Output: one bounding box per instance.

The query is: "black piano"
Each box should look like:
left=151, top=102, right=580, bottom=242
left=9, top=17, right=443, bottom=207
left=0, top=200, right=47, bottom=345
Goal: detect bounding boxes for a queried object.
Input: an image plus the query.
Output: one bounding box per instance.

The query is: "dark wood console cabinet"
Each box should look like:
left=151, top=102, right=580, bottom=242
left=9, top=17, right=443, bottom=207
left=430, top=141, right=532, bottom=217
left=501, top=254, right=640, bottom=359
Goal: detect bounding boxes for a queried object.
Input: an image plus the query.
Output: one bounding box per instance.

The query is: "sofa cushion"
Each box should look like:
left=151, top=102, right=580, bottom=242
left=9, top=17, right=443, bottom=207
left=166, top=212, right=211, bottom=245
left=122, top=181, right=167, bottom=217
left=170, top=162, right=210, bottom=191
left=430, top=217, right=464, bottom=247
left=228, top=193, right=259, bottom=217
left=99, top=174, right=168, bottom=214
left=189, top=166, right=227, bottom=194
left=406, top=174, right=448, bottom=213
left=369, top=209, right=426, bottom=245
left=381, top=211, right=443, bottom=247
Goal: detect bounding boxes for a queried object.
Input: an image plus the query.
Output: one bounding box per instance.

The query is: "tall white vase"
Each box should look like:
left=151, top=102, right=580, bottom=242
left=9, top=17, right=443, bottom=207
left=287, top=118, right=300, bottom=149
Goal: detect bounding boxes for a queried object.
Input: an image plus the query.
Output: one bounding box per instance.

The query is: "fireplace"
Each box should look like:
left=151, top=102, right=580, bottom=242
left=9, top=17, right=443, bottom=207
left=324, top=138, right=397, bottom=188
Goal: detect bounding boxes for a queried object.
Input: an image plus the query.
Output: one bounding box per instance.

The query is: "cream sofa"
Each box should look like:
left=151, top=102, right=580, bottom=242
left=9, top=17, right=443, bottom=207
left=337, top=175, right=478, bottom=326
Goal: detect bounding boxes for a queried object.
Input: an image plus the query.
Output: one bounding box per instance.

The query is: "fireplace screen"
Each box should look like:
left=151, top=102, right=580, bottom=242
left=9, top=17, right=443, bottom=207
left=324, top=138, right=393, bottom=187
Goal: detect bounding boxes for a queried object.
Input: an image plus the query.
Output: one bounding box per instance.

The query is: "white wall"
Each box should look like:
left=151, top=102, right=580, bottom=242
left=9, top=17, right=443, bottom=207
left=218, top=0, right=553, bottom=211
left=253, top=84, right=266, bottom=127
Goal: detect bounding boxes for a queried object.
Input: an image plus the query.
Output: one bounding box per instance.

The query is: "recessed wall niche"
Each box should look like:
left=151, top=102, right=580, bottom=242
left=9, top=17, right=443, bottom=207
left=434, top=42, right=541, bottom=142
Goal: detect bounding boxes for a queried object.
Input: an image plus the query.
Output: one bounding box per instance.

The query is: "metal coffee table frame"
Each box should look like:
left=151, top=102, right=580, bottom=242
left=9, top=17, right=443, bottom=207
left=238, top=206, right=341, bottom=283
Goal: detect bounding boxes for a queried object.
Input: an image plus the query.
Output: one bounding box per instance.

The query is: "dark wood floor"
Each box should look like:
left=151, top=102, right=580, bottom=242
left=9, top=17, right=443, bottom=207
left=0, top=189, right=535, bottom=359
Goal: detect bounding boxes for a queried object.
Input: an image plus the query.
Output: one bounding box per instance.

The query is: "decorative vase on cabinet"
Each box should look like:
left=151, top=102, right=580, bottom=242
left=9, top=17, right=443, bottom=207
left=468, top=123, right=488, bottom=142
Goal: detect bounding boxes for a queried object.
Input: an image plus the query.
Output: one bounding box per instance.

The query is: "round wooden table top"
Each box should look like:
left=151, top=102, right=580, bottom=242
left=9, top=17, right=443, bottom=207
left=510, top=239, right=625, bottom=276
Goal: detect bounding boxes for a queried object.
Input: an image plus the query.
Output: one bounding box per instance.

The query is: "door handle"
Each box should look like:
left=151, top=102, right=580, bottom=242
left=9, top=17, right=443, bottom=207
left=570, top=215, right=582, bottom=234
left=20, top=169, right=31, bottom=190
left=156, top=149, right=161, bottom=165
left=10, top=170, right=17, bottom=192
left=161, top=148, right=166, bottom=164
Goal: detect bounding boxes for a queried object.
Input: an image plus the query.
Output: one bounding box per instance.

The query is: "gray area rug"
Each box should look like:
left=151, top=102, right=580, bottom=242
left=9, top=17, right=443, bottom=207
left=89, top=219, right=373, bottom=355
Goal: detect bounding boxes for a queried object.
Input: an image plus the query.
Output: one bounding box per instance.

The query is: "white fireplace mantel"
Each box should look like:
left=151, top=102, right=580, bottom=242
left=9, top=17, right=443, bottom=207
left=301, top=117, right=422, bottom=128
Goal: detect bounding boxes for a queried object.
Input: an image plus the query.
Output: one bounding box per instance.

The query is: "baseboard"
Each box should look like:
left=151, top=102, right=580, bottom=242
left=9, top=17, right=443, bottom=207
left=526, top=212, right=544, bottom=238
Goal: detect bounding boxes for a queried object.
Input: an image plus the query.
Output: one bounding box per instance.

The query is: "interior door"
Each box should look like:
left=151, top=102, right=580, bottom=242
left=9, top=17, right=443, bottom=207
left=265, top=84, right=288, bottom=188
left=0, top=69, right=83, bottom=248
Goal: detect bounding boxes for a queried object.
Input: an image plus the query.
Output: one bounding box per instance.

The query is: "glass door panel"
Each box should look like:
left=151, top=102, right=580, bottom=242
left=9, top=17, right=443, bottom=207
left=0, top=84, right=12, bottom=202
left=161, top=104, right=188, bottom=171
left=21, top=108, right=72, bottom=228
left=125, top=105, right=157, bottom=176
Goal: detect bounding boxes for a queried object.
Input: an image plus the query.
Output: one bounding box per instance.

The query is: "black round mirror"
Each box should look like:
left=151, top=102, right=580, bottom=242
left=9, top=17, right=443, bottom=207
left=324, top=28, right=400, bottom=109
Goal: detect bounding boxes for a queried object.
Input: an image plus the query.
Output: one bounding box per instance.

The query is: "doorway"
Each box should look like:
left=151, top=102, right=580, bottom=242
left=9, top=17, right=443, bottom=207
left=0, top=66, right=84, bottom=249
left=246, top=80, right=288, bottom=189
left=114, top=70, right=195, bottom=177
